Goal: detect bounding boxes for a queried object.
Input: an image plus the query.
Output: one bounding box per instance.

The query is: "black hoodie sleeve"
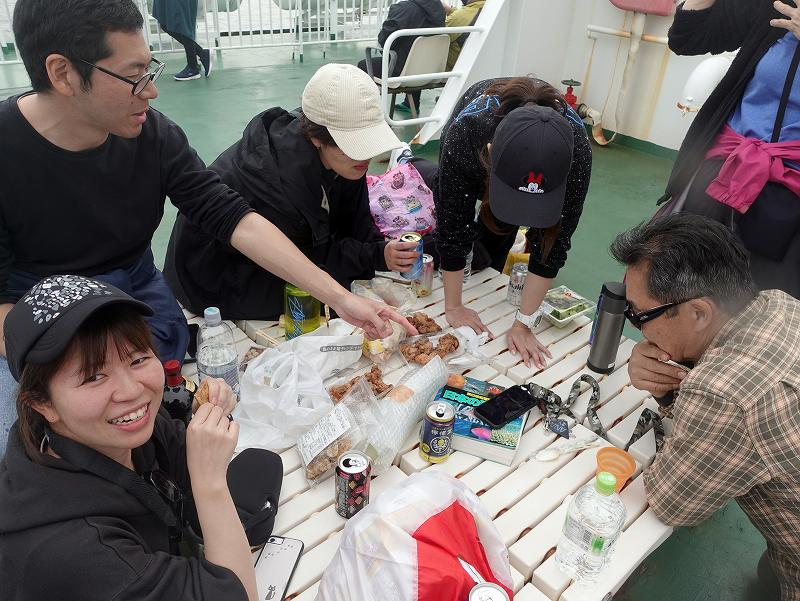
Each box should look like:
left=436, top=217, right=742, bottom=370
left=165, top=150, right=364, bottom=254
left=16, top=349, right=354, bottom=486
left=668, top=0, right=758, bottom=56
left=325, top=177, right=388, bottom=284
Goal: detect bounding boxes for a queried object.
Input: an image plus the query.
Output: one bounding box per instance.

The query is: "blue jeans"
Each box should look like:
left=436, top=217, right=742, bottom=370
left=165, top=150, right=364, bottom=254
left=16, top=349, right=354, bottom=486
left=0, top=356, right=18, bottom=458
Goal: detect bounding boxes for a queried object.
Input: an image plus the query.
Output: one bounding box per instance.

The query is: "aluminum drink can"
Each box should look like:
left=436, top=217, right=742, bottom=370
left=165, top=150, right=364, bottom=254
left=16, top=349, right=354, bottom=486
left=335, top=450, right=371, bottom=519
left=284, top=283, right=321, bottom=340
left=468, top=583, right=511, bottom=601
left=507, top=262, right=528, bottom=307
left=400, top=232, right=424, bottom=280
left=412, top=254, right=434, bottom=297
left=419, top=401, right=455, bottom=463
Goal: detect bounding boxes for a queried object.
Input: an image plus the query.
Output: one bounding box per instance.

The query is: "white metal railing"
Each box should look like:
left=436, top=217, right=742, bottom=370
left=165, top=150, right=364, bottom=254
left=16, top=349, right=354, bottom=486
left=1, top=0, right=466, bottom=66
left=380, top=25, right=484, bottom=128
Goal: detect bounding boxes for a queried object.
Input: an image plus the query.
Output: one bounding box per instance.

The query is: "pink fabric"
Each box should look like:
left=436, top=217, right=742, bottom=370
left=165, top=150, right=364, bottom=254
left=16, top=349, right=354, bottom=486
left=704, top=124, right=800, bottom=213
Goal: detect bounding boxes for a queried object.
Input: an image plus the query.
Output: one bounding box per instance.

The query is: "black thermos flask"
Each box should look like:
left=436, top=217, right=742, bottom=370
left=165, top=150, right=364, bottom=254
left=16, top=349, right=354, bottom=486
left=587, top=282, right=627, bottom=374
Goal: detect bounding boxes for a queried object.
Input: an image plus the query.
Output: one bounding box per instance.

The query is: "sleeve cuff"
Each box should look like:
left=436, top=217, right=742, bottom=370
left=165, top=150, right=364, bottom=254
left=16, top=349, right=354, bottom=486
left=377, top=242, right=389, bottom=271
left=440, top=254, right=468, bottom=272
left=527, top=259, right=558, bottom=279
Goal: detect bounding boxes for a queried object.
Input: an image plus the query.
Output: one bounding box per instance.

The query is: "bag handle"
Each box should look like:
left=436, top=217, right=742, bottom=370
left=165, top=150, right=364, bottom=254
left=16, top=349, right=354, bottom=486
left=771, top=42, right=800, bottom=143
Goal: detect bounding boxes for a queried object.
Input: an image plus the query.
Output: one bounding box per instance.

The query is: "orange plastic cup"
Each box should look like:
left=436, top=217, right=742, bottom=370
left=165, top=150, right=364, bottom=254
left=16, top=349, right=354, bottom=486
left=596, top=448, right=636, bottom=492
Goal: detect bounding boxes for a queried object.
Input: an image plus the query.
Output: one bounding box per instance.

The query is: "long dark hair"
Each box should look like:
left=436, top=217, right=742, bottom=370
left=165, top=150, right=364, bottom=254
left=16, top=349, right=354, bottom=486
left=16, top=304, right=156, bottom=462
left=478, top=77, right=568, bottom=261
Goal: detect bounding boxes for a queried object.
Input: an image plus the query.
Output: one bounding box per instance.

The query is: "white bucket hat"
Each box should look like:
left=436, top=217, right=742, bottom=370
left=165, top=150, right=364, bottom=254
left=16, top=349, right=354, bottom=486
left=301, top=63, right=404, bottom=161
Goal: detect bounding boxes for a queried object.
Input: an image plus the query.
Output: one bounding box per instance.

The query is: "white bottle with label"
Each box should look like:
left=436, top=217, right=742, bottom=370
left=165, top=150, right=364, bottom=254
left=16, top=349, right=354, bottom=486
left=554, top=471, right=626, bottom=582
left=196, top=307, right=240, bottom=399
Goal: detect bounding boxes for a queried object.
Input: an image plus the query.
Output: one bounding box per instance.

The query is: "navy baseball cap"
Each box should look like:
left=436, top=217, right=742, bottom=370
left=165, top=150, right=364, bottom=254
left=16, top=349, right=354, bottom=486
left=5, top=275, right=153, bottom=381
left=488, top=105, right=575, bottom=228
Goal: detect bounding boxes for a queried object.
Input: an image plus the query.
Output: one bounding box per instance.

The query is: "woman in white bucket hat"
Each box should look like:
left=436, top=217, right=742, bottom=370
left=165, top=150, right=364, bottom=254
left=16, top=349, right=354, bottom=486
left=164, top=64, right=419, bottom=321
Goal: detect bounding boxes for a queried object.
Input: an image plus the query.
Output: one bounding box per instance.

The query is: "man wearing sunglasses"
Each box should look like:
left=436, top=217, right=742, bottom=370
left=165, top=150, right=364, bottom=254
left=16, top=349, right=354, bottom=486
left=0, top=0, right=415, bottom=457
left=610, top=214, right=800, bottom=598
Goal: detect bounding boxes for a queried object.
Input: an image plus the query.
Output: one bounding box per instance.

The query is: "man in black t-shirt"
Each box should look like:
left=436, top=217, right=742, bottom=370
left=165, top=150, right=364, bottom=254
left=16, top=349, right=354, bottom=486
left=0, top=0, right=413, bottom=457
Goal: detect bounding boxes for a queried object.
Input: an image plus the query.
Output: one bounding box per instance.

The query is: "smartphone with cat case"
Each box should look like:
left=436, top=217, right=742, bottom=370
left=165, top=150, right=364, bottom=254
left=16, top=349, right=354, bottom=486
left=254, top=536, right=304, bottom=601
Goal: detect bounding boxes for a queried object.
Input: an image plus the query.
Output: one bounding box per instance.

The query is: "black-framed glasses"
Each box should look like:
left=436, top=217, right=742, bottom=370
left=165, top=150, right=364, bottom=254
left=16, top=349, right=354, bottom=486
left=624, top=299, right=692, bottom=330
left=77, top=57, right=165, bottom=95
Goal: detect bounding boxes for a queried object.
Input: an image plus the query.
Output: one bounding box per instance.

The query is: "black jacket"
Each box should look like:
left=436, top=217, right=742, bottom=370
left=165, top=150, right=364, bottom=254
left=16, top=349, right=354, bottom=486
left=0, top=414, right=247, bottom=601
left=662, top=0, right=785, bottom=202
left=378, top=0, right=446, bottom=74
left=164, top=108, right=387, bottom=320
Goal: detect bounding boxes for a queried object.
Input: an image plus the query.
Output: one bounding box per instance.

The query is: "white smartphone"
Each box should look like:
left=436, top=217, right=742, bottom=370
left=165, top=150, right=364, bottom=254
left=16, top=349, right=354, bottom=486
left=254, top=536, right=304, bottom=601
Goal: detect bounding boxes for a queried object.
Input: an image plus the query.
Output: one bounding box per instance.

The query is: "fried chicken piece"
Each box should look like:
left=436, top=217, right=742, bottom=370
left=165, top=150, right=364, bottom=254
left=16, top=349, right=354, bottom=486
left=329, top=366, right=390, bottom=401
left=435, top=333, right=459, bottom=354
left=414, top=353, right=435, bottom=365
left=407, top=312, right=442, bottom=334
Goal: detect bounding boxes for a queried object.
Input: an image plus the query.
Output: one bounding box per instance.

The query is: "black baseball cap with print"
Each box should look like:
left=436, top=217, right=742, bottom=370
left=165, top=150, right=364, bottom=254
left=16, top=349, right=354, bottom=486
left=488, top=104, right=575, bottom=228
left=5, top=275, right=153, bottom=381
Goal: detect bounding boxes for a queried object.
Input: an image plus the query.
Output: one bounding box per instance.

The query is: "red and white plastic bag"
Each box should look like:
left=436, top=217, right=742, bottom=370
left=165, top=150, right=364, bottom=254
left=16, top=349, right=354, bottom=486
left=315, top=471, right=514, bottom=601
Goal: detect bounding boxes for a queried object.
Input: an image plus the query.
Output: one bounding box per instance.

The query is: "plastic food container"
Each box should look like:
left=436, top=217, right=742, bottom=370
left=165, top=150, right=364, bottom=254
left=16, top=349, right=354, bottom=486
left=540, top=285, right=596, bottom=327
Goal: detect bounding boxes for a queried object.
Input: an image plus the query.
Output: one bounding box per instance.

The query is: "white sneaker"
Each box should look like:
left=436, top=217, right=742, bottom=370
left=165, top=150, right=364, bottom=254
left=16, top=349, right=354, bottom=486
left=388, top=143, right=413, bottom=170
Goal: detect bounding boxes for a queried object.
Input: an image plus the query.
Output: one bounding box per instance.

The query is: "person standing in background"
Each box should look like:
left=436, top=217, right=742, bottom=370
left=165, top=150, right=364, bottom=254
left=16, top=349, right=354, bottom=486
left=152, top=0, right=212, bottom=81
left=659, top=0, right=800, bottom=298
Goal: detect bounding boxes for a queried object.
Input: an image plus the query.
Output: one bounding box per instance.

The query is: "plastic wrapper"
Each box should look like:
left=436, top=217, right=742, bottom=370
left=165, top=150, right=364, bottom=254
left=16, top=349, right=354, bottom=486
left=297, top=402, right=366, bottom=485
left=328, top=364, right=393, bottom=402
left=351, top=278, right=416, bottom=364
left=366, top=356, right=448, bottom=474
left=296, top=379, right=382, bottom=485
left=399, top=327, right=487, bottom=373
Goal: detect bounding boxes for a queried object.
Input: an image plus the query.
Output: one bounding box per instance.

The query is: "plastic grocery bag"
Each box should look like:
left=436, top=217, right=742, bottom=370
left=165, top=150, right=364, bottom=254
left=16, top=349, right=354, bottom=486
left=315, top=471, right=514, bottom=601
left=233, top=331, right=363, bottom=451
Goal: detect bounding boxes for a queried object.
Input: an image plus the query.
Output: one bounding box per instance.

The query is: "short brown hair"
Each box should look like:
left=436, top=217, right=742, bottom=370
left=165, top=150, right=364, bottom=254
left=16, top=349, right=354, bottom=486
left=16, top=304, right=156, bottom=462
left=298, top=112, right=338, bottom=147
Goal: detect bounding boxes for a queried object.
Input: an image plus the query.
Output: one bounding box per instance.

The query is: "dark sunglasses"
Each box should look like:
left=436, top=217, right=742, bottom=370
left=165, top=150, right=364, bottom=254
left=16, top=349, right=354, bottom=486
left=77, top=57, right=165, bottom=95
left=624, top=299, right=692, bottom=330
left=144, top=469, right=187, bottom=523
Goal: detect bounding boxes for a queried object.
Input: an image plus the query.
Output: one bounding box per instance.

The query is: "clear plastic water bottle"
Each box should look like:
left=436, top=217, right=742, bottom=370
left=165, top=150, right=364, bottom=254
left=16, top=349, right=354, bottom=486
left=196, top=307, right=240, bottom=399
left=554, top=471, right=626, bottom=582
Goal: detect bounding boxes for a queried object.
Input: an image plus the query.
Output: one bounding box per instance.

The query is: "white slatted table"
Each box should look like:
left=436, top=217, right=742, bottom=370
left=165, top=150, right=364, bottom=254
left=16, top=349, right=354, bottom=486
left=215, top=268, right=672, bottom=600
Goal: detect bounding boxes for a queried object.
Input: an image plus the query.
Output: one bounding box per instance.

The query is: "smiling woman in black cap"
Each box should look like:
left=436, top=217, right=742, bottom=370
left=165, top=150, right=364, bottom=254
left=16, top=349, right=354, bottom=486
left=416, top=77, right=592, bottom=369
left=0, top=275, right=268, bottom=601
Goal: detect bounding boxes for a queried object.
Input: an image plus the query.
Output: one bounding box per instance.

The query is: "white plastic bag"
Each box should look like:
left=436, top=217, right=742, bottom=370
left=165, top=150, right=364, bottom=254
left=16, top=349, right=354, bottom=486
left=233, top=332, right=363, bottom=451
left=315, top=471, right=513, bottom=601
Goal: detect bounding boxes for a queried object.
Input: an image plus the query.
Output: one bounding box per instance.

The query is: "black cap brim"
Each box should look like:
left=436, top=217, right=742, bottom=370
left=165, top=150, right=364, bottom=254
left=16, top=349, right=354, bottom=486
left=9, top=296, right=153, bottom=381
left=488, top=170, right=567, bottom=228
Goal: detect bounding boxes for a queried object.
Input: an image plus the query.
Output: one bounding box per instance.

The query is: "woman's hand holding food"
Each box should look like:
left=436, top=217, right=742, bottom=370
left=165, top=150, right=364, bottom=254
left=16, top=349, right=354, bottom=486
left=186, top=402, right=239, bottom=491
left=192, top=377, right=236, bottom=415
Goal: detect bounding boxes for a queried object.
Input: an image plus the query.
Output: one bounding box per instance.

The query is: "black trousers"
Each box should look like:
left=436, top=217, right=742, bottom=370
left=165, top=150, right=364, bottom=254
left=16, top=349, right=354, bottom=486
left=164, top=29, right=203, bottom=69
left=357, top=58, right=421, bottom=111
left=411, top=157, right=518, bottom=273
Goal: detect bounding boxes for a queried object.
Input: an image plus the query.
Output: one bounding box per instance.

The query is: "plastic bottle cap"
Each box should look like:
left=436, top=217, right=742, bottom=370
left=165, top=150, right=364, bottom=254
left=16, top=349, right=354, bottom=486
left=203, top=306, right=222, bottom=325
left=595, top=471, right=617, bottom=496
left=163, top=359, right=181, bottom=375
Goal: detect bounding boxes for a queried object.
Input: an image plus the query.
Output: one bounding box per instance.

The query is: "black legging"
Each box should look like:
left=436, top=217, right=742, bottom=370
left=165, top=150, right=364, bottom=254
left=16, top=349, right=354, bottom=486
left=164, top=29, right=203, bottom=69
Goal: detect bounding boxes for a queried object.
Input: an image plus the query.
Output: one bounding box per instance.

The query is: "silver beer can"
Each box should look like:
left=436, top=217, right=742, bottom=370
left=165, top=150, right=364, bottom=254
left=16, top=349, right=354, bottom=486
left=507, top=263, right=528, bottom=307
left=468, top=582, right=510, bottom=601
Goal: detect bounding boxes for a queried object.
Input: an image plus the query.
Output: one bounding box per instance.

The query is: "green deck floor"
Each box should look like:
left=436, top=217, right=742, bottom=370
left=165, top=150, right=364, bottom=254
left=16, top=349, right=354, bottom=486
left=0, top=43, right=770, bottom=600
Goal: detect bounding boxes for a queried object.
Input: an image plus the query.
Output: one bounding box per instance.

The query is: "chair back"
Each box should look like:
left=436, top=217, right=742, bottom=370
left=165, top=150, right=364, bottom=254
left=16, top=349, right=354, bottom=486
left=393, top=34, right=450, bottom=89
